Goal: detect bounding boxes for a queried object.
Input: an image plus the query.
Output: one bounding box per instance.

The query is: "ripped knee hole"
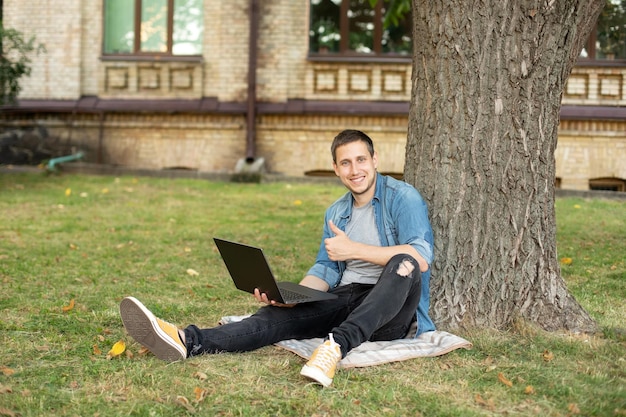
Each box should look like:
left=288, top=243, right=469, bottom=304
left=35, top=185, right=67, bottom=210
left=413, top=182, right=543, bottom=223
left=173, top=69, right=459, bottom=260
left=396, top=258, right=415, bottom=277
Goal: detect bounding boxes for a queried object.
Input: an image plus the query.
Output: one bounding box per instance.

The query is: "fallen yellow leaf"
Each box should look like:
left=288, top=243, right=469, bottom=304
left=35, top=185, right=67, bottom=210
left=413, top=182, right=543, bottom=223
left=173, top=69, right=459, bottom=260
left=560, top=257, right=573, bottom=265
left=524, top=385, right=535, bottom=395
left=0, top=406, right=19, bottom=417
left=193, top=386, right=208, bottom=403
left=175, top=395, right=195, bottom=412
left=543, top=350, right=555, bottom=362
left=293, top=200, right=302, bottom=206
left=498, top=372, right=513, bottom=387
left=106, top=340, right=126, bottom=359
left=93, top=344, right=102, bottom=355
left=186, top=268, right=199, bottom=276
left=474, top=393, right=495, bottom=410
left=193, top=372, right=208, bottom=381
left=65, top=188, right=72, bottom=197
left=62, top=299, right=75, bottom=313
left=1, top=367, right=15, bottom=376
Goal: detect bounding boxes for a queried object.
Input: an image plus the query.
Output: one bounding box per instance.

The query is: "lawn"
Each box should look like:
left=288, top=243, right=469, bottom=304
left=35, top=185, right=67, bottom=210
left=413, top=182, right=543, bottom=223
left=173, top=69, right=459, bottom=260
left=1, top=171, right=624, bottom=416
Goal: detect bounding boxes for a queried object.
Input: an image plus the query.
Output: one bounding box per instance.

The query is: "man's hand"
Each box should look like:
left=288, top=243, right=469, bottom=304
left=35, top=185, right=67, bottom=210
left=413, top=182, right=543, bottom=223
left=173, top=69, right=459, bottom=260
left=253, top=288, right=296, bottom=308
left=324, top=220, right=353, bottom=261
left=325, top=220, right=430, bottom=272
left=253, top=276, right=329, bottom=307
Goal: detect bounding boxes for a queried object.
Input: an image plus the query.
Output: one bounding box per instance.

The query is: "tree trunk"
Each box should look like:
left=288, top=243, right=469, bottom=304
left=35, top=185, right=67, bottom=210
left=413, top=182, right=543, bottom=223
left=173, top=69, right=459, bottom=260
left=404, top=0, right=604, bottom=333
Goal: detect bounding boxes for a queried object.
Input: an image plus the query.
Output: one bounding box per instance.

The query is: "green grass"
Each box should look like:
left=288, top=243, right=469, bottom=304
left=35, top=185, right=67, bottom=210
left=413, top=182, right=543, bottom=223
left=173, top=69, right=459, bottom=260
left=1, top=171, right=625, bottom=416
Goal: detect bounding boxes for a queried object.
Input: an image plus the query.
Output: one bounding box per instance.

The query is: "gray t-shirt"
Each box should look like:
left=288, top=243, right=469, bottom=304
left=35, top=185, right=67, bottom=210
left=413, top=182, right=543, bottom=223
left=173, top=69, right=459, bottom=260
left=340, top=202, right=383, bottom=286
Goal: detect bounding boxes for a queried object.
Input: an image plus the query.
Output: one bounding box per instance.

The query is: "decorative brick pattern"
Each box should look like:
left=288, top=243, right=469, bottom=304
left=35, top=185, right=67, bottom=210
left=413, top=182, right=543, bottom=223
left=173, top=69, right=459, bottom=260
left=556, top=120, right=626, bottom=190
left=138, top=67, right=161, bottom=91
left=314, top=70, right=339, bottom=93
left=598, top=75, right=622, bottom=99
left=565, top=74, right=589, bottom=98
left=308, top=64, right=411, bottom=101
left=348, top=70, right=372, bottom=93
left=170, top=68, right=195, bottom=90
left=100, top=63, right=204, bottom=98
left=105, top=67, right=130, bottom=90
left=382, top=70, right=407, bottom=94
left=564, top=68, right=626, bottom=105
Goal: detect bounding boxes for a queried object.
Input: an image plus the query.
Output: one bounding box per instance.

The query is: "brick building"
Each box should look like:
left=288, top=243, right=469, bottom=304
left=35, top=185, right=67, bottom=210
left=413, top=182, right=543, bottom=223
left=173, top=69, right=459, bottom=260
left=1, top=0, right=625, bottom=190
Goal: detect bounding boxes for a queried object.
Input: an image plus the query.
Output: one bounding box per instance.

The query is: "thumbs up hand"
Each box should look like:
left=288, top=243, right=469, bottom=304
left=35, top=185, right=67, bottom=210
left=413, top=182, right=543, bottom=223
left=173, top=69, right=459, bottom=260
left=328, top=220, right=345, bottom=237
left=324, top=220, right=353, bottom=261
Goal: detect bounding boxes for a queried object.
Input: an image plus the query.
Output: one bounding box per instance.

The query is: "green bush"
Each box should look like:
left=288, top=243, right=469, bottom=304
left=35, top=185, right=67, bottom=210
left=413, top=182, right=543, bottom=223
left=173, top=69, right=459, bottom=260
left=0, top=23, right=45, bottom=105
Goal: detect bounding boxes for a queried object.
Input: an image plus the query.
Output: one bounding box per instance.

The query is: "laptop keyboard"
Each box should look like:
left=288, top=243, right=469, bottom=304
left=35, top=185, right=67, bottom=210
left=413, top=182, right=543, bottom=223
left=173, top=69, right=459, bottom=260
left=279, top=288, right=312, bottom=303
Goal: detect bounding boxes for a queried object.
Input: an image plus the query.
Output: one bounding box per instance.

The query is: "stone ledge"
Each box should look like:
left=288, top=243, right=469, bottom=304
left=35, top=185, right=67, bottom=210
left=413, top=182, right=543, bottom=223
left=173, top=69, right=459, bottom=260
left=0, top=163, right=342, bottom=185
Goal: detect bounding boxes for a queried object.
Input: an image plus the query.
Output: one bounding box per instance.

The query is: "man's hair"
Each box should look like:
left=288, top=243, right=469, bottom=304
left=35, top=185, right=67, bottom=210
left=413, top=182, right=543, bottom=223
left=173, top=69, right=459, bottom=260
left=331, top=129, right=375, bottom=163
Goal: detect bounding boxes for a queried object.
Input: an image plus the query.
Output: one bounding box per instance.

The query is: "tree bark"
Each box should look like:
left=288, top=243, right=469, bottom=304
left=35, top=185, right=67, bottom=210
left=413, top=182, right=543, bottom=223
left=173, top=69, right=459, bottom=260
left=404, top=0, right=604, bottom=333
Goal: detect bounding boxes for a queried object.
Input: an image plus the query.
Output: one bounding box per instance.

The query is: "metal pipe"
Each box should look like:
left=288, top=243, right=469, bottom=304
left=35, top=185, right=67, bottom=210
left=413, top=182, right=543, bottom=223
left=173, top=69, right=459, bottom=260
left=47, top=151, right=84, bottom=171
left=97, top=111, right=105, bottom=164
left=245, top=0, right=259, bottom=162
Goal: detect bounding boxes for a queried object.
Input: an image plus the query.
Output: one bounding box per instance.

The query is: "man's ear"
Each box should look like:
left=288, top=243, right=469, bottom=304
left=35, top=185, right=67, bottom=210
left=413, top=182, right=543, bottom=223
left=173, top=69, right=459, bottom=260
left=372, top=152, right=378, bottom=169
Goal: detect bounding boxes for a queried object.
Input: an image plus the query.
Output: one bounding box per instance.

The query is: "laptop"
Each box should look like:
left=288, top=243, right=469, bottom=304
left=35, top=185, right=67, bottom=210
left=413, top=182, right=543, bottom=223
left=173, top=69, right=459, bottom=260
left=213, top=238, right=338, bottom=304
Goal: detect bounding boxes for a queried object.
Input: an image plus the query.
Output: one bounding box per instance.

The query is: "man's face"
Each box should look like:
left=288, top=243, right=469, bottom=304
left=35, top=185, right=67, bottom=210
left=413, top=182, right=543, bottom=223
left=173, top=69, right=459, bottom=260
left=333, top=140, right=378, bottom=203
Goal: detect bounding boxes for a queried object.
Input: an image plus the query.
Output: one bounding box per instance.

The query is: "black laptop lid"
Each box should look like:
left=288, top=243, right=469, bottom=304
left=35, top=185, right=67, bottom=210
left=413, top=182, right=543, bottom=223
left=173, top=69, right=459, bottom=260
left=213, top=238, right=282, bottom=300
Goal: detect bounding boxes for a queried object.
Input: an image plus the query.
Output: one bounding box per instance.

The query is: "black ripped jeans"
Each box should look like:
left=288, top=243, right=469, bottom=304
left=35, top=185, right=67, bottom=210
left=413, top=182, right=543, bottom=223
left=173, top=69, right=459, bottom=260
left=183, top=254, right=422, bottom=358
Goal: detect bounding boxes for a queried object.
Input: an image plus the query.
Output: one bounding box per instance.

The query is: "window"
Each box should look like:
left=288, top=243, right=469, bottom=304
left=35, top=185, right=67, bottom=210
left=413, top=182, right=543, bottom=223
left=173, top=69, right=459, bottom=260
left=309, top=0, right=412, bottom=56
left=589, top=177, right=626, bottom=192
left=580, top=0, right=626, bottom=61
left=103, top=0, right=203, bottom=56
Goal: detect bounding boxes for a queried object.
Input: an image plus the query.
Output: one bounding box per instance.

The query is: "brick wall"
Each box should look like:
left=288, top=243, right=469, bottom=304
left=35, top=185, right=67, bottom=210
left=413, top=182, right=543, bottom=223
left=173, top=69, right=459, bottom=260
left=564, top=67, right=626, bottom=106
left=0, top=112, right=406, bottom=177
left=29, top=113, right=247, bottom=173
left=556, top=120, right=626, bottom=190
left=256, top=115, right=408, bottom=175
left=4, top=0, right=82, bottom=99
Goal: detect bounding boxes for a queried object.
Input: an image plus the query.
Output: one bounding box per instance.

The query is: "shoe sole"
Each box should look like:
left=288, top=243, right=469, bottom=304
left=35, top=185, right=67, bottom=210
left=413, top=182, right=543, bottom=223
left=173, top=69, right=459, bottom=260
left=119, top=296, right=186, bottom=362
left=300, top=364, right=333, bottom=387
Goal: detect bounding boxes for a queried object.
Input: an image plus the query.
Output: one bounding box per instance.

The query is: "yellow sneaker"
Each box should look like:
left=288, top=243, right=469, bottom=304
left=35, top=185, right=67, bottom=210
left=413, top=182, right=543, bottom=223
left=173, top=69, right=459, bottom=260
left=119, top=296, right=187, bottom=361
left=300, top=334, right=342, bottom=387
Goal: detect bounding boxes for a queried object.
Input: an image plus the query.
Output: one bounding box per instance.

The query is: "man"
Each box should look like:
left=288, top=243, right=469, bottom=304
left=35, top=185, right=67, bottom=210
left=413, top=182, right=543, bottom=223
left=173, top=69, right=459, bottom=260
left=120, top=129, right=435, bottom=387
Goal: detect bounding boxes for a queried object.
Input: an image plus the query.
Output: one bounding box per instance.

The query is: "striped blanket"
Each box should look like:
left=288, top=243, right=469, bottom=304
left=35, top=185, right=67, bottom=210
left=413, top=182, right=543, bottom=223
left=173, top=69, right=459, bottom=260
left=220, top=315, right=472, bottom=369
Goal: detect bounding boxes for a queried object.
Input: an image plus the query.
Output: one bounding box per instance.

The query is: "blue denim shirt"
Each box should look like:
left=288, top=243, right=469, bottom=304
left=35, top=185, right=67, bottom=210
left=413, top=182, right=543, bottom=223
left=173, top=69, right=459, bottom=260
left=306, top=173, right=436, bottom=335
